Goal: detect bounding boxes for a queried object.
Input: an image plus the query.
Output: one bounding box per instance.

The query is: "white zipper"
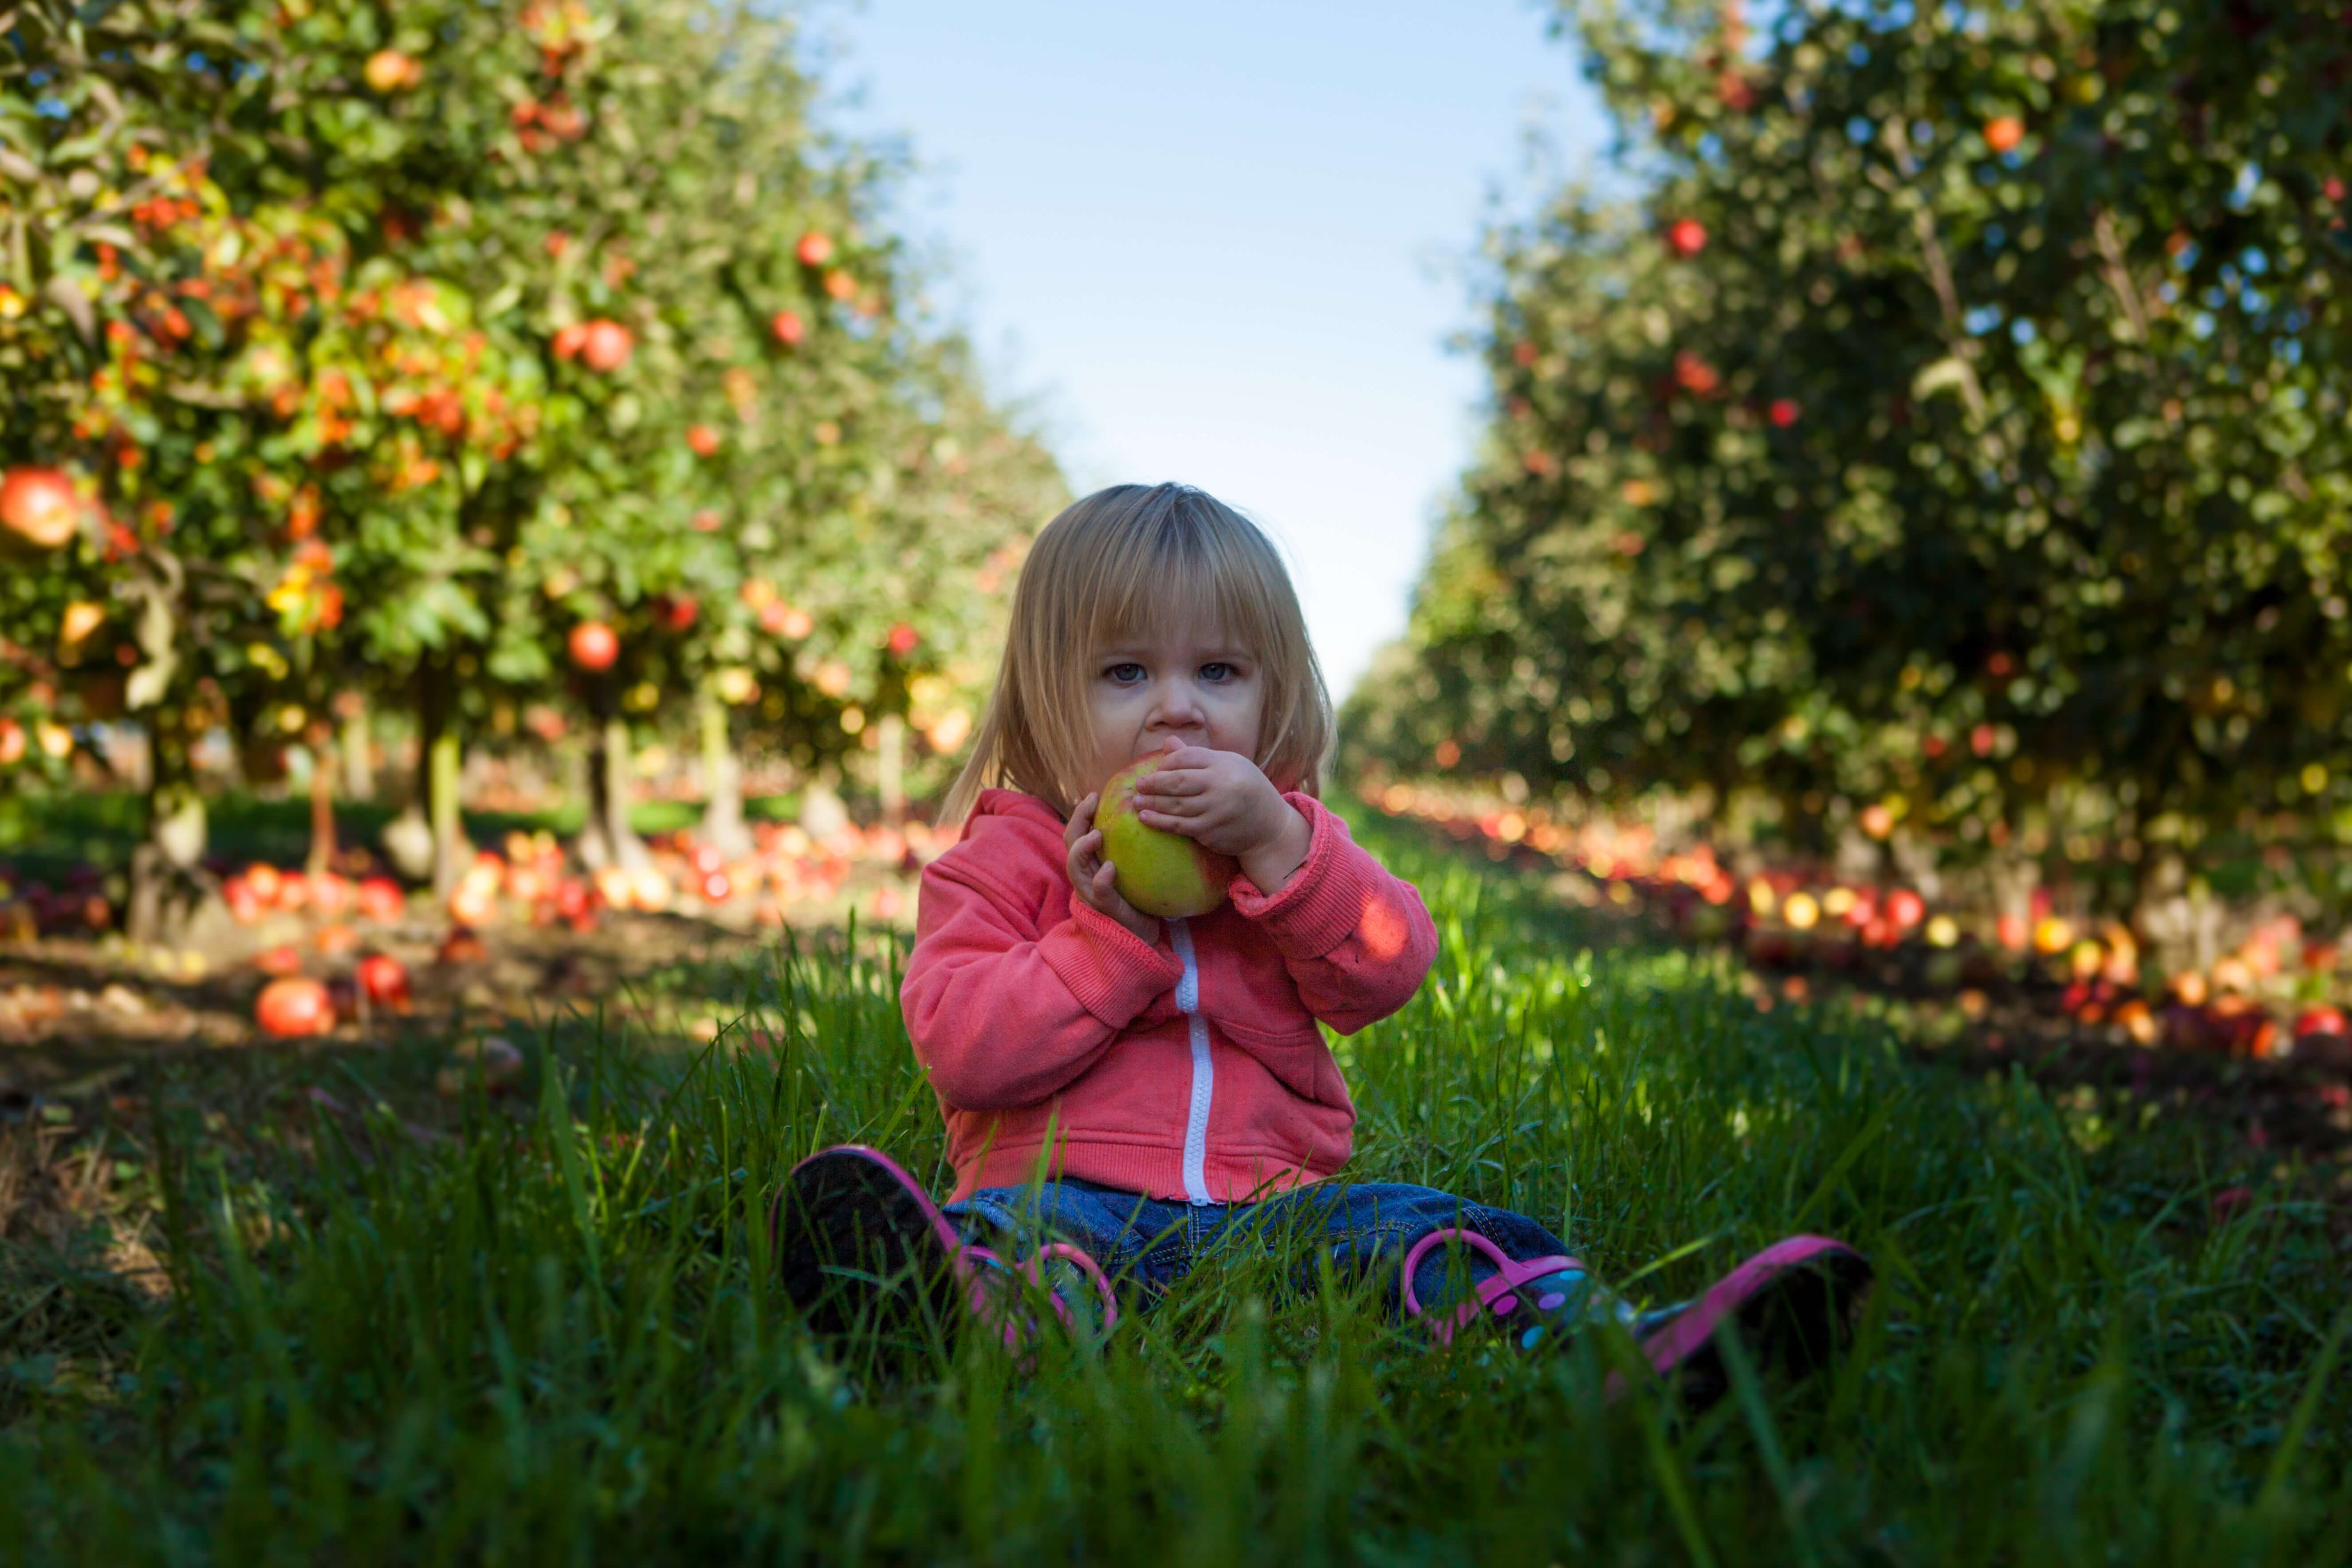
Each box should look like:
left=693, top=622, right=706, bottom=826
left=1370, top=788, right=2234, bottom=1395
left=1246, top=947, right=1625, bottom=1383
left=1168, top=917, right=1215, bottom=1206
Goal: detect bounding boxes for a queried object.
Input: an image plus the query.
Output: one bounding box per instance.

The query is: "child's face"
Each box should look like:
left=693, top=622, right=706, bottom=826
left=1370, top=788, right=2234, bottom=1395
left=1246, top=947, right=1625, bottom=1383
left=1084, top=618, right=1265, bottom=795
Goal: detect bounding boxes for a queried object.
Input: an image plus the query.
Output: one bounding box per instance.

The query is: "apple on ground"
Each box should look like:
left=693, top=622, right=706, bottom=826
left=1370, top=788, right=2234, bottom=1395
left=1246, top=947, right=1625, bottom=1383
left=2294, top=1006, right=2347, bottom=1039
left=357, top=953, right=413, bottom=1011
left=1095, top=753, right=1240, bottom=920
left=256, top=976, right=335, bottom=1037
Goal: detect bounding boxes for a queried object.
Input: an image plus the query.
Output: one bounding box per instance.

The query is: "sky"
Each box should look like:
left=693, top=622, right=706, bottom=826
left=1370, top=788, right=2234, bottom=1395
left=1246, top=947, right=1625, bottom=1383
left=809, top=0, right=1609, bottom=701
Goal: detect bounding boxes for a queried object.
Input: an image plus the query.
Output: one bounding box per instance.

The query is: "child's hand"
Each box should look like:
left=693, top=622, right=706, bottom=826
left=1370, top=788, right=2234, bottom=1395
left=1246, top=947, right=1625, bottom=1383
left=1130, top=742, right=1314, bottom=894
left=1065, top=791, right=1162, bottom=945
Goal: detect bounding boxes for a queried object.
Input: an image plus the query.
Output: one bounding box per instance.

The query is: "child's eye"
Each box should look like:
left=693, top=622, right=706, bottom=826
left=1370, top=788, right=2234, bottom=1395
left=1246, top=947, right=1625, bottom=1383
left=1201, top=662, right=1235, bottom=682
left=1105, top=662, right=1146, bottom=684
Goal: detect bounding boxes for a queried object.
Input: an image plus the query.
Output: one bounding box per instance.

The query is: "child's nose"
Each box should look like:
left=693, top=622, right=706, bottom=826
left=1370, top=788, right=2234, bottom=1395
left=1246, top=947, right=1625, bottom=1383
left=1146, top=679, right=1207, bottom=731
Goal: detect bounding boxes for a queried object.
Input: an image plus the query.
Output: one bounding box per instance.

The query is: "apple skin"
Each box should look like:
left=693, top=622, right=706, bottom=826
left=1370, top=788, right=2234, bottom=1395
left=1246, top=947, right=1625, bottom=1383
left=1096, top=754, right=1240, bottom=919
left=1, top=468, right=81, bottom=550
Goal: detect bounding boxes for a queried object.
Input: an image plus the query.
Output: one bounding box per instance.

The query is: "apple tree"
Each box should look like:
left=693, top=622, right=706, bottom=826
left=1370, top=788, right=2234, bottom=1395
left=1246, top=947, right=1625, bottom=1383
left=1353, top=0, right=2352, bottom=914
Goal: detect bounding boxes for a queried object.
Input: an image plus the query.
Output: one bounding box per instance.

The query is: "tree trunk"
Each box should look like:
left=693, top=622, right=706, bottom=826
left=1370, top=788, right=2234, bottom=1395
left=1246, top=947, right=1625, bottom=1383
left=414, top=660, right=471, bottom=896
left=306, top=727, right=339, bottom=879
left=695, top=690, right=754, bottom=858
left=126, top=724, right=230, bottom=954
left=429, top=728, right=465, bottom=895
left=580, top=713, right=649, bottom=871
left=877, top=712, right=905, bottom=825
left=341, top=696, right=374, bottom=802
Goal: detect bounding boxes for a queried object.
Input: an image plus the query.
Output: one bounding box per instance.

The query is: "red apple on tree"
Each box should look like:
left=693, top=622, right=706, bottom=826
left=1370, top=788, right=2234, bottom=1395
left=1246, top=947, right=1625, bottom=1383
left=1983, top=115, right=2024, bottom=154
left=1, top=467, right=82, bottom=550
left=1096, top=753, right=1241, bottom=919
left=569, top=620, right=619, bottom=671
left=796, top=230, right=834, bottom=267
left=887, top=621, right=918, bottom=655
left=687, top=424, right=720, bottom=458
left=553, top=322, right=589, bottom=361
left=770, top=310, right=806, bottom=347
left=1666, top=218, right=1707, bottom=258
left=364, top=49, right=421, bottom=94
left=579, top=318, right=633, bottom=372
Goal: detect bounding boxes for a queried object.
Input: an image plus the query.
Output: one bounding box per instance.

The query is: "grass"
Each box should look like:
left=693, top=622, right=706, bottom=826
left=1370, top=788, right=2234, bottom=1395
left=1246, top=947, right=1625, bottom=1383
left=1, top=810, right=2347, bottom=1563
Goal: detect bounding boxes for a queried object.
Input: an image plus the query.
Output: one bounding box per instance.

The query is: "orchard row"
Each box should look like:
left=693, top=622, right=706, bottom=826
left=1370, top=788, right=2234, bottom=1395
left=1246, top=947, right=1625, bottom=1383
left=1349, top=0, right=2352, bottom=920
left=1, top=0, right=1063, bottom=943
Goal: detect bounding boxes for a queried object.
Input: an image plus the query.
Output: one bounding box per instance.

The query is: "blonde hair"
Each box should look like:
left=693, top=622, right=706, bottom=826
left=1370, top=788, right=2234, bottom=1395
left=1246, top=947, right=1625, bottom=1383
left=941, top=482, right=1333, bottom=823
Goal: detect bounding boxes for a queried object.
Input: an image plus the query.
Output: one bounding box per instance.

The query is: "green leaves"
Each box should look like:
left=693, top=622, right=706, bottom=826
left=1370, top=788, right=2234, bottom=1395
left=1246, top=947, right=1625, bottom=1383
left=1357, top=0, right=2352, bottom=879
left=1, top=0, right=1062, bottom=811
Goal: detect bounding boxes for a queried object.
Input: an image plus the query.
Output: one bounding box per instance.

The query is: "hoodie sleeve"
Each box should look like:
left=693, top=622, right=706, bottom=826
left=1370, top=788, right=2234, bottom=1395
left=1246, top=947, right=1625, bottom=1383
left=1227, top=793, right=1438, bottom=1035
left=901, top=829, right=1184, bottom=1113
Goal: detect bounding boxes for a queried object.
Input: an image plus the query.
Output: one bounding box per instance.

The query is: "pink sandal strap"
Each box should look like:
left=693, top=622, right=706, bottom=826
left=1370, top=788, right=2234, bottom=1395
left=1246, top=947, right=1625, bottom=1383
left=1026, top=1241, right=1122, bottom=1333
left=1400, top=1227, right=1584, bottom=1344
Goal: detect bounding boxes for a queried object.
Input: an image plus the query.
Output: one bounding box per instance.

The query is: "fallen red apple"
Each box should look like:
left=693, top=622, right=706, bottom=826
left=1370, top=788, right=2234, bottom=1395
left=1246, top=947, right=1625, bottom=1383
left=437, top=924, right=488, bottom=965
left=357, top=875, right=405, bottom=921
left=310, top=872, right=353, bottom=917
left=256, top=975, right=335, bottom=1037
left=256, top=943, right=304, bottom=976
left=357, top=952, right=413, bottom=1010
left=1096, top=753, right=1239, bottom=919
left=569, top=620, right=618, bottom=671
left=0, top=467, right=82, bottom=550
left=2294, top=1006, right=2347, bottom=1039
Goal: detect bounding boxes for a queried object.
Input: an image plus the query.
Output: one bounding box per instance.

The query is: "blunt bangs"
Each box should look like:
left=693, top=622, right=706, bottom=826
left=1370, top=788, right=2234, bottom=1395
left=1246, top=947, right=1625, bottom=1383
left=942, top=482, right=1335, bottom=823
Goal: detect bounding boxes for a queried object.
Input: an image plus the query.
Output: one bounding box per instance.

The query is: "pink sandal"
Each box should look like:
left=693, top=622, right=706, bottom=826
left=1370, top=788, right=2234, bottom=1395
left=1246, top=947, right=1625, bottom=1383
left=772, top=1145, right=1118, bottom=1351
left=1402, top=1226, right=1872, bottom=1406
left=1610, top=1234, right=1872, bottom=1405
left=1399, top=1227, right=1587, bottom=1345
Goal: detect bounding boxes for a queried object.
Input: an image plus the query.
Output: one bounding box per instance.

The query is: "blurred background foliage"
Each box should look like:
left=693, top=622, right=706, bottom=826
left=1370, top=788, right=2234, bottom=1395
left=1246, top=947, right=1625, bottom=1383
left=0, top=0, right=1063, bottom=919
left=1348, top=0, right=2352, bottom=918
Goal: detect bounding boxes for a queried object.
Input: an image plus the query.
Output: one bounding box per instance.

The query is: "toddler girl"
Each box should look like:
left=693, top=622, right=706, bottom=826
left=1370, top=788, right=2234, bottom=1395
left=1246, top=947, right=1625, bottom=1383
left=774, top=483, right=1868, bottom=1394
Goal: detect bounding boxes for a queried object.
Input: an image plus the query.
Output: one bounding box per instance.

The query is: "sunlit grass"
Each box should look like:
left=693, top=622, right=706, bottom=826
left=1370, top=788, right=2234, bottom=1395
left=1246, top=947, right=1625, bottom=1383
left=0, top=813, right=2345, bottom=1563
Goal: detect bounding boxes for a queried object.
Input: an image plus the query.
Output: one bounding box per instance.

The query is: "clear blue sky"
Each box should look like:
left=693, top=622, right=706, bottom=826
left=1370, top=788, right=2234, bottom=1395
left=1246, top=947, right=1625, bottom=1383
left=809, top=1, right=1608, bottom=700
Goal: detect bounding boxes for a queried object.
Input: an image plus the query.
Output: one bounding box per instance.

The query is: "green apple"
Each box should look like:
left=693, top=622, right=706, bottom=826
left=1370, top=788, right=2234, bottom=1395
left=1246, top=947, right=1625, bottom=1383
left=1097, top=753, right=1240, bottom=919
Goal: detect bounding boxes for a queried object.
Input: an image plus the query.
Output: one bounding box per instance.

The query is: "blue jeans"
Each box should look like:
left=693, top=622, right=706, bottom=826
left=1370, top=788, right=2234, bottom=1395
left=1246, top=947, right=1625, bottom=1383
left=944, top=1177, right=1571, bottom=1318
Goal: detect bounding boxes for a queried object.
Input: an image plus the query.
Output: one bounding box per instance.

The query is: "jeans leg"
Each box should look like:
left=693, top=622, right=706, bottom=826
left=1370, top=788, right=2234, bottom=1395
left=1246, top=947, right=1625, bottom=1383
left=944, top=1180, right=1196, bottom=1301
left=1240, top=1183, right=1576, bottom=1317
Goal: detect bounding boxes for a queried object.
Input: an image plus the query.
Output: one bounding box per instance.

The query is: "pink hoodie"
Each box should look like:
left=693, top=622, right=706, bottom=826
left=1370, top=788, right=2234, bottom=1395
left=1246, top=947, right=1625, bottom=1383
left=901, top=787, right=1439, bottom=1202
